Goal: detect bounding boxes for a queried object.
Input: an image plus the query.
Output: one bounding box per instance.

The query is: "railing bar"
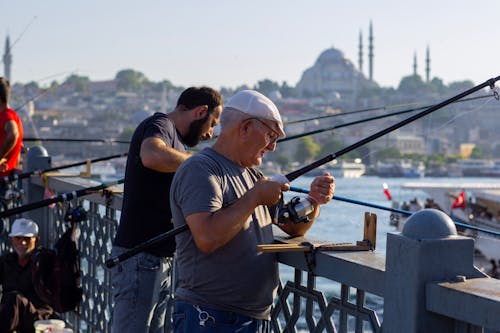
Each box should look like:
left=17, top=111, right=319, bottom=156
left=355, top=289, right=365, bottom=333
left=305, top=272, right=317, bottom=330
left=339, top=284, right=349, bottom=333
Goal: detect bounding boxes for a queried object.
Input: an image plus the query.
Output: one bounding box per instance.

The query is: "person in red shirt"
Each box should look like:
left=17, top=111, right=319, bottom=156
left=0, top=77, right=23, bottom=193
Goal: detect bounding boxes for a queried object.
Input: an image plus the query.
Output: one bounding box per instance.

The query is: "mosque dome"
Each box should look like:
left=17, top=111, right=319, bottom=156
left=316, top=48, right=347, bottom=66
left=296, top=47, right=366, bottom=99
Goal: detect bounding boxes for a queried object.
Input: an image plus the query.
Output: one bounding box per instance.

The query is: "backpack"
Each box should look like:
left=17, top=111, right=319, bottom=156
left=31, top=210, right=84, bottom=313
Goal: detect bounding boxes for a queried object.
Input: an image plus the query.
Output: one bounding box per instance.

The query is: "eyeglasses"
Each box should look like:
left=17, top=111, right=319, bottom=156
left=243, top=118, right=280, bottom=144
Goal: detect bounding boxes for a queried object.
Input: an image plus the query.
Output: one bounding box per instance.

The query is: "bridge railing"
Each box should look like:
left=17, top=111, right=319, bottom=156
left=1, top=167, right=499, bottom=332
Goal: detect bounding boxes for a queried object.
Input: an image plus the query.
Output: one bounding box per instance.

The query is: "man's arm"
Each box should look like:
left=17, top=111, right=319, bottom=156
left=140, top=137, right=191, bottom=172
left=0, top=120, right=19, bottom=169
left=185, top=178, right=289, bottom=254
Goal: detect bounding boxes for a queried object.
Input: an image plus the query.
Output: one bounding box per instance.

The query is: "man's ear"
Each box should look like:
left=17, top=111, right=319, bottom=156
left=239, top=118, right=253, bottom=137
left=194, top=105, right=209, bottom=120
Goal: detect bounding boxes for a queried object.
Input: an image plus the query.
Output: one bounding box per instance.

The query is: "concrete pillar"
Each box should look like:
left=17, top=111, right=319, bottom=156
left=383, top=209, right=480, bottom=333
left=24, top=146, right=51, bottom=246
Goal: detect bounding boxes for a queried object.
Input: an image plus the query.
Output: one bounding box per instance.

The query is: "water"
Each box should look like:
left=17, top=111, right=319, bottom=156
left=277, top=175, right=500, bottom=329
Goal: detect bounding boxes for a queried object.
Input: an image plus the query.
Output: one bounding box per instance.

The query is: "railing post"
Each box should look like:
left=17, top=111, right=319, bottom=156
left=382, top=208, right=479, bottom=333
left=24, top=145, right=51, bottom=246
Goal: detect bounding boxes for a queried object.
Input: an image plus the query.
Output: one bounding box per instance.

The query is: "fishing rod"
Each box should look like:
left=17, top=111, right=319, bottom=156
left=105, top=76, right=500, bottom=268
left=1, top=152, right=128, bottom=185
left=0, top=178, right=124, bottom=219
left=278, top=94, right=493, bottom=143
left=289, top=186, right=500, bottom=238
left=24, top=138, right=131, bottom=144
left=284, top=76, right=500, bottom=181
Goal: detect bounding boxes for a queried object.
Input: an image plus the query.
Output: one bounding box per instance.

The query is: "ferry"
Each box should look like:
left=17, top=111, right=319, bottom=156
left=328, top=159, right=366, bottom=178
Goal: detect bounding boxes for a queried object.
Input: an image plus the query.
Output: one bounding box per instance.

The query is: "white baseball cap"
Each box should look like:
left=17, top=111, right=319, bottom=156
left=225, top=90, right=285, bottom=138
left=9, top=218, right=39, bottom=237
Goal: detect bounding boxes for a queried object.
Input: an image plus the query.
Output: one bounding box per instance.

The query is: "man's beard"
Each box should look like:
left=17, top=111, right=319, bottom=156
left=183, top=115, right=209, bottom=147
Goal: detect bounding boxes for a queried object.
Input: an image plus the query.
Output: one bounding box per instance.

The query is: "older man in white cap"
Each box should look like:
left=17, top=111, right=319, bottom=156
left=170, top=90, right=335, bottom=333
left=0, top=218, right=53, bottom=332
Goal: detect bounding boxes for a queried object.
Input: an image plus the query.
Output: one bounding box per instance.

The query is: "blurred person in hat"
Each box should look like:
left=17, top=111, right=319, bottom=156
left=0, top=218, right=54, bottom=332
left=170, top=90, right=335, bottom=332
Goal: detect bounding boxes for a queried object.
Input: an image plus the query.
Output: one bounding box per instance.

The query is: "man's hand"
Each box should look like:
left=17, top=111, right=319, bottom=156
left=251, top=177, right=290, bottom=206
left=308, top=172, right=335, bottom=205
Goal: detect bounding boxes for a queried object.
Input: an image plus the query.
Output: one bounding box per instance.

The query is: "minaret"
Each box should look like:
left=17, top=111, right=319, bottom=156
left=425, top=45, right=430, bottom=82
left=413, top=51, right=417, bottom=76
left=3, top=35, right=12, bottom=81
left=368, top=21, right=374, bottom=81
left=358, top=30, right=363, bottom=74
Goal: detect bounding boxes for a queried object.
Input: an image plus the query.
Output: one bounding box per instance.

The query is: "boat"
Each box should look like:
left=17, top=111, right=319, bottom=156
left=328, top=159, right=366, bottom=178
left=390, top=182, right=500, bottom=264
left=375, top=159, right=425, bottom=178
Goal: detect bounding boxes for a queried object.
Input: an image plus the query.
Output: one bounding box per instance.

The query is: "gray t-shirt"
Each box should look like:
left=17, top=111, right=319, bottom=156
left=170, top=147, right=278, bottom=319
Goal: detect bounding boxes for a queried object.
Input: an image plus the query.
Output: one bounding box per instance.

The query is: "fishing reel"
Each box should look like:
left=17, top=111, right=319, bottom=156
left=277, top=196, right=315, bottom=224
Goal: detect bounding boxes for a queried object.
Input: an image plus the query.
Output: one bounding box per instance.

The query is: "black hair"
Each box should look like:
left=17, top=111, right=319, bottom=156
left=176, top=87, right=223, bottom=114
left=0, top=77, right=10, bottom=105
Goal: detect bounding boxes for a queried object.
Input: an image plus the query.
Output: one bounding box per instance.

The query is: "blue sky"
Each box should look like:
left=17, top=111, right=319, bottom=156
left=2, top=0, right=500, bottom=89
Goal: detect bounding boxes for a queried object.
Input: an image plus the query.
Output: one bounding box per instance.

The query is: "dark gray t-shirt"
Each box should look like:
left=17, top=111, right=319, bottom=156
left=170, top=147, right=278, bottom=319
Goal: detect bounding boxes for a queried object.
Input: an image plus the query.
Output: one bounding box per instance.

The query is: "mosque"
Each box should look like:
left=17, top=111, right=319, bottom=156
left=295, top=22, right=432, bottom=101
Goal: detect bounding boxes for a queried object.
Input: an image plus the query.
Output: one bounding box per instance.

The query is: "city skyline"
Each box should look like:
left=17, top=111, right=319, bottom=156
left=2, top=0, right=500, bottom=89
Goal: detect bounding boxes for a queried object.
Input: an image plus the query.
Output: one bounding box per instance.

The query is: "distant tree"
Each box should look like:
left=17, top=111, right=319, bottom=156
left=294, top=137, right=320, bottom=164
left=428, top=77, right=446, bottom=94
left=318, top=137, right=344, bottom=158
left=397, top=74, right=428, bottom=94
left=470, top=146, right=483, bottom=159
left=375, top=147, right=401, bottom=160
left=234, top=84, right=251, bottom=92
left=425, top=154, right=446, bottom=167
left=115, top=69, right=149, bottom=92
left=447, top=80, right=474, bottom=94
left=24, top=81, right=40, bottom=91
left=150, top=80, right=174, bottom=93
left=280, top=81, right=296, bottom=98
left=220, top=87, right=235, bottom=97
left=254, top=79, right=280, bottom=96
left=274, top=152, right=291, bottom=168
left=492, top=145, right=500, bottom=158
left=64, top=74, right=90, bottom=92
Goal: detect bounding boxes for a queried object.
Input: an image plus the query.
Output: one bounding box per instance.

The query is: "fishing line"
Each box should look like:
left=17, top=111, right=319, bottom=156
left=356, top=93, right=498, bottom=164
left=8, top=16, right=37, bottom=51
left=430, top=95, right=495, bottom=133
